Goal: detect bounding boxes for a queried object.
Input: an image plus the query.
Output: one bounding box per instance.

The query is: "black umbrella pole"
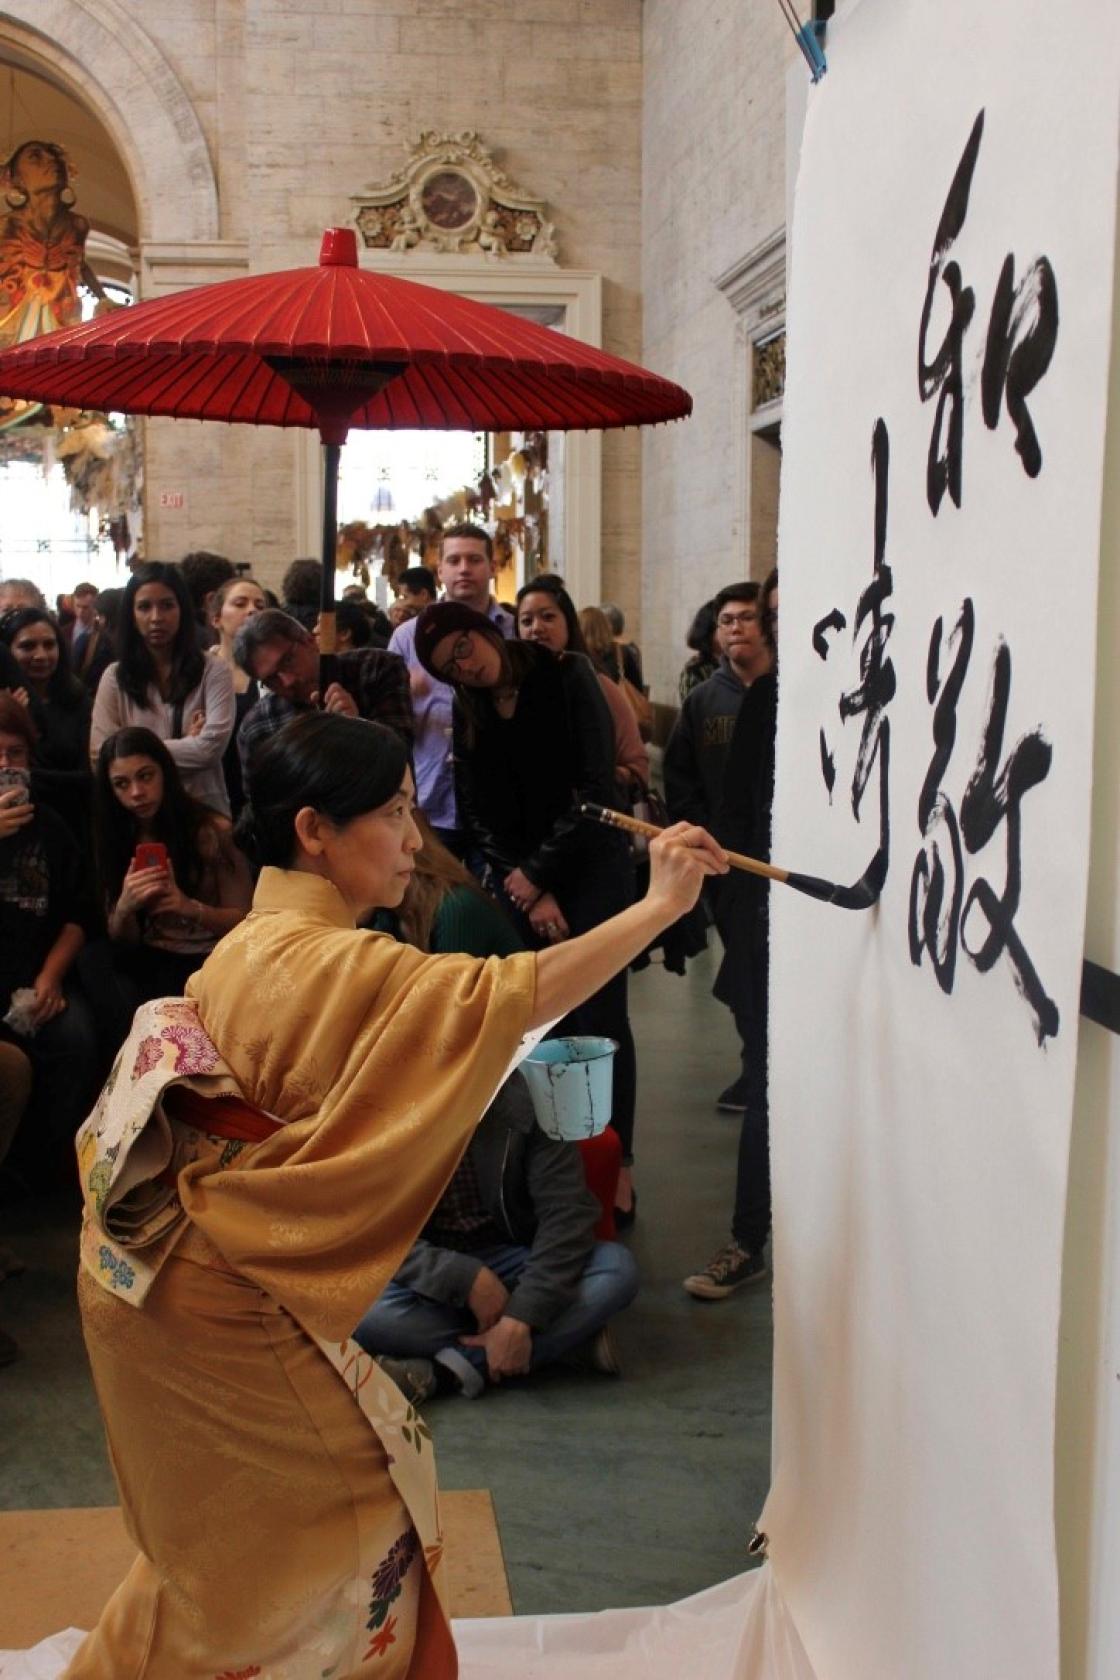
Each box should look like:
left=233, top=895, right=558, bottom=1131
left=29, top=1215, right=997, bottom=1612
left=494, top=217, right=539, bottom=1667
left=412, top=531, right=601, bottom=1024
left=318, top=439, right=341, bottom=697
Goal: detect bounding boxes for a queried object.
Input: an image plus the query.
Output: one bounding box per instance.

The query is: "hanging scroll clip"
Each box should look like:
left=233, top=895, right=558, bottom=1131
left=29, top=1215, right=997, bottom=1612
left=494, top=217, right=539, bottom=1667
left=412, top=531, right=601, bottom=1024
left=777, top=1, right=829, bottom=83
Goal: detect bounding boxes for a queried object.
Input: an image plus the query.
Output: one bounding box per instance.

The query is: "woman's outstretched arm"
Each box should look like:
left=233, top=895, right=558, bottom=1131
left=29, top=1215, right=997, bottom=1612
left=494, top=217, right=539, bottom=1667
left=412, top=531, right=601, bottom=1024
left=528, top=821, right=726, bottom=1029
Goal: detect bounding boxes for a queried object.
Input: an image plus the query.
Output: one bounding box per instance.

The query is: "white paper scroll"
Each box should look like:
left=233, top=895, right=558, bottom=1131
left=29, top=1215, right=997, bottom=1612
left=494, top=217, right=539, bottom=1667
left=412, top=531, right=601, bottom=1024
left=766, top=3, right=1120, bottom=1678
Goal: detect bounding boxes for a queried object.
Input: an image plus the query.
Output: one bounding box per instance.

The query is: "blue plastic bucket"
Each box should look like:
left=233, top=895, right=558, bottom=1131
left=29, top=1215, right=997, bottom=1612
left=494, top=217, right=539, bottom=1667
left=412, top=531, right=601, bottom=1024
left=520, top=1036, right=617, bottom=1141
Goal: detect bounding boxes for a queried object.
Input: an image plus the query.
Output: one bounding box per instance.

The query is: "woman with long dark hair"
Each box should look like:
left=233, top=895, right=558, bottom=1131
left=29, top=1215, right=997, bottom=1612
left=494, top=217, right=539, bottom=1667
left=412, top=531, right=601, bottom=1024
left=68, top=710, right=725, bottom=1678
left=515, top=575, right=648, bottom=797
left=87, top=725, right=251, bottom=1051
left=0, top=604, right=91, bottom=837
left=0, top=691, right=97, bottom=1190
left=414, top=600, right=643, bottom=1224
left=90, top=561, right=235, bottom=814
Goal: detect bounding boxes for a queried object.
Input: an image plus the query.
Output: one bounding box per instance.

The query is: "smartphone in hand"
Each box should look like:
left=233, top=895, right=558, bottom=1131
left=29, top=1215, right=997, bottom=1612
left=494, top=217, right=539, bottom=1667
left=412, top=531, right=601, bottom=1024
left=133, top=841, right=169, bottom=873
left=0, top=767, right=31, bottom=806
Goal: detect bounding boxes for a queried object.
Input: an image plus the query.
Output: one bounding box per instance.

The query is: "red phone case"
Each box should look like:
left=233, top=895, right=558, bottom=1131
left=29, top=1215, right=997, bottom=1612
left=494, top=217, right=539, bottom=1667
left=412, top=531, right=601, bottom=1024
left=135, top=842, right=169, bottom=872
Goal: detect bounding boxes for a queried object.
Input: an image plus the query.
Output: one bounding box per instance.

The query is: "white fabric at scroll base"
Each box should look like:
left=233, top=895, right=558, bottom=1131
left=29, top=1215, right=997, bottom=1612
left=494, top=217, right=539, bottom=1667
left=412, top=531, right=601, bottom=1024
left=0, top=1567, right=819, bottom=1680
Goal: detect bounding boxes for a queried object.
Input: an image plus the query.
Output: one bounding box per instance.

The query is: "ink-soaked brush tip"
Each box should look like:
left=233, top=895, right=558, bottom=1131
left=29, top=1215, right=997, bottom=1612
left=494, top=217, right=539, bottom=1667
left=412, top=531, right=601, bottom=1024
left=826, top=845, right=888, bottom=910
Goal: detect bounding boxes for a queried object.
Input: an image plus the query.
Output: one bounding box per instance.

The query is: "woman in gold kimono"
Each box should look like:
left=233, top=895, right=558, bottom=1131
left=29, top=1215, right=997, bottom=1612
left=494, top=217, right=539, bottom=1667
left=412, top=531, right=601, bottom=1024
left=66, top=711, right=727, bottom=1680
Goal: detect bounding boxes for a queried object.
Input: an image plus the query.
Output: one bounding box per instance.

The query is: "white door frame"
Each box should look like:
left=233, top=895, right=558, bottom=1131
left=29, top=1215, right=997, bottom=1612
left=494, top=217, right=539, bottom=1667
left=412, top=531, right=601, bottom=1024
left=294, top=257, right=603, bottom=605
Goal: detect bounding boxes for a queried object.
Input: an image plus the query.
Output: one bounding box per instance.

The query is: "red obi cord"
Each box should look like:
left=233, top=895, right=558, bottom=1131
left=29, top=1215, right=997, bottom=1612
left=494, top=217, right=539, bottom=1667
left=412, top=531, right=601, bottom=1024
left=162, top=1085, right=284, bottom=1144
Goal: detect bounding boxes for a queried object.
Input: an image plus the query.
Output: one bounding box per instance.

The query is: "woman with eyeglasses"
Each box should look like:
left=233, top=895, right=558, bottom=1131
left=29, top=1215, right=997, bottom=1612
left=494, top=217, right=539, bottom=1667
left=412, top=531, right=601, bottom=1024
left=90, top=561, right=236, bottom=816
left=0, top=604, right=92, bottom=839
left=413, top=600, right=643, bottom=1226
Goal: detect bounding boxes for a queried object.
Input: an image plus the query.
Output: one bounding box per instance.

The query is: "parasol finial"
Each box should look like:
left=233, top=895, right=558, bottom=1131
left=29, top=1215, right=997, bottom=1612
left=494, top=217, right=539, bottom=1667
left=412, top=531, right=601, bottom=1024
left=319, top=227, right=358, bottom=267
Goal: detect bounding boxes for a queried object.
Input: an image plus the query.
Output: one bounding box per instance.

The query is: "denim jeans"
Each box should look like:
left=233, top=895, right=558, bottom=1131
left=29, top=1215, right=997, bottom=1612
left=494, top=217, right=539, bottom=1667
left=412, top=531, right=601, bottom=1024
left=353, top=1240, right=639, bottom=1379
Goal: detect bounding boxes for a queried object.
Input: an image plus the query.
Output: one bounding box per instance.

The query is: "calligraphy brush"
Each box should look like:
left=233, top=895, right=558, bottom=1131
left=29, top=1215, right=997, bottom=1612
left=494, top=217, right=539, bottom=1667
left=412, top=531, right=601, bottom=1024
left=578, top=803, right=886, bottom=911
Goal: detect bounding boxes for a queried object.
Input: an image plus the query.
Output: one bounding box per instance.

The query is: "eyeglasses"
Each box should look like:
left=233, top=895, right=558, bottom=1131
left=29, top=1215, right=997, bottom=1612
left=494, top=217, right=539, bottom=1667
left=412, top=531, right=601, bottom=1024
left=717, top=610, right=758, bottom=629
left=435, top=634, right=474, bottom=683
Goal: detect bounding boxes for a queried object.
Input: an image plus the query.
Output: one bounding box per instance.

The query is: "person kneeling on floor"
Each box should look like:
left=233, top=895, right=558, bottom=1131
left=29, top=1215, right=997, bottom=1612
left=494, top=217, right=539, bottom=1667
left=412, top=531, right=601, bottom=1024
left=354, top=1072, right=638, bottom=1401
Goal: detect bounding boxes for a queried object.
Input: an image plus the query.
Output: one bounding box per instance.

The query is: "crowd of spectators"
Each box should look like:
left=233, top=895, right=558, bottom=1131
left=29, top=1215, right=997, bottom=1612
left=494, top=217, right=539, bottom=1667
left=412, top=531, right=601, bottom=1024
left=0, top=536, right=778, bottom=1378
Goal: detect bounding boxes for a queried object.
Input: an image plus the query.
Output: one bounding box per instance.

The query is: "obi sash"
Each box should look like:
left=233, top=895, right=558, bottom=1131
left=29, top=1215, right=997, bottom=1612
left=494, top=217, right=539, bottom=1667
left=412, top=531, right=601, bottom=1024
left=76, top=997, right=248, bottom=1305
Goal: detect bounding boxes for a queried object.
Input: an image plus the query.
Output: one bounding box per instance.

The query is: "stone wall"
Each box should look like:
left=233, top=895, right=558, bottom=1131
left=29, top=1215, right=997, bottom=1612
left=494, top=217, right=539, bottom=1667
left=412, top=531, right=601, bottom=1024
left=65, top=0, right=644, bottom=604
left=640, top=0, right=796, bottom=700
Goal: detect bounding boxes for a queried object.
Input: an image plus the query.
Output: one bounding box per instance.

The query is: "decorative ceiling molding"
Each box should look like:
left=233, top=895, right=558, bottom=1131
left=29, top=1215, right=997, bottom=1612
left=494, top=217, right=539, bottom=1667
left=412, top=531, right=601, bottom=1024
left=714, top=227, right=786, bottom=336
left=716, top=226, right=788, bottom=417
left=350, top=131, right=558, bottom=261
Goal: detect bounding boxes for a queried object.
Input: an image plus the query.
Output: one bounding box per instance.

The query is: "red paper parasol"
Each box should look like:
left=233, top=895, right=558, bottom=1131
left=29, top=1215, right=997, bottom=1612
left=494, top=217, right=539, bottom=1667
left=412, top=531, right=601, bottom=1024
left=0, top=228, right=691, bottom=677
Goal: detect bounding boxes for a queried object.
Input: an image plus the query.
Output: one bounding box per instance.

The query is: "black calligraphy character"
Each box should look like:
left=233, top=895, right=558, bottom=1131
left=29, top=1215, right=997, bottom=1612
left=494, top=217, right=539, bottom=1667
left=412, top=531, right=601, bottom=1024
left=958, top=642, right=1059, bottom=1044
left=918, top=110, right=984, bottom=516
left=818, top=729, right=837, bottom=801
left=908, top=601, right=973, bottom=992
left=910, top=606, right=1059, bottom=1045
left=812, top=608, right=846, bottom=660
left=813, top=420, right=894, bottom=890
left=981, top=252, right=1059, bottom=478
left=812, top=609, right=846, bottom=802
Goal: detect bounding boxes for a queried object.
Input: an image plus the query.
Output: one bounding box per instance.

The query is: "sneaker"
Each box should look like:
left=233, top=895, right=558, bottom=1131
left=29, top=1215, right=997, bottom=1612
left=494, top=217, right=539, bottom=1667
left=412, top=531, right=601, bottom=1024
left=374, top=1354, right=437, bottom=1405
left=715, top=1079, right=748, bottom=1113
left=587, top=1325, right=622, bottom=1376
left=683, top=1241, right=767, bottom=1300
left=433, top=1346, right=487, bottom=1399
left=563, top=1325, right=623, bottom=1378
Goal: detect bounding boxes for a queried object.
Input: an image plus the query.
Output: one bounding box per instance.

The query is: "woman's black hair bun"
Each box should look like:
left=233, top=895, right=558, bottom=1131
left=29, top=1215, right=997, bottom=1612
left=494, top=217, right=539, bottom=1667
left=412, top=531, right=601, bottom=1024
left=242, top=713, right=408, bottom=870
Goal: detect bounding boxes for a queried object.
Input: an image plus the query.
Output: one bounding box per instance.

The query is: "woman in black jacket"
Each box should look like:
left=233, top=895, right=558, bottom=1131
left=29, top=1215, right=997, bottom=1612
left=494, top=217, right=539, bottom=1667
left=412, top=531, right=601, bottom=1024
left=414, top=600, right=640, bottom=1224
left=0, top=604, right=92, bottom=840
left=0, top=690, right=98, bottom=1184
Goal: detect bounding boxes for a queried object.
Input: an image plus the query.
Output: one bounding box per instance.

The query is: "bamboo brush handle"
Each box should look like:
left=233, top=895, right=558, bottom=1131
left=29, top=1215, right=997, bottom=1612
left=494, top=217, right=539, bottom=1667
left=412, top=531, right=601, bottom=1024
left=580, top=803, right=789, bottom=884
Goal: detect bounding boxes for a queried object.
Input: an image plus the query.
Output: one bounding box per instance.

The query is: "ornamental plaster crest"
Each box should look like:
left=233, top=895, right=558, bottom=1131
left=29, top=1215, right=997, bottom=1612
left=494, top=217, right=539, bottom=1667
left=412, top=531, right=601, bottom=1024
left=350, top=132, right=558, bottom=260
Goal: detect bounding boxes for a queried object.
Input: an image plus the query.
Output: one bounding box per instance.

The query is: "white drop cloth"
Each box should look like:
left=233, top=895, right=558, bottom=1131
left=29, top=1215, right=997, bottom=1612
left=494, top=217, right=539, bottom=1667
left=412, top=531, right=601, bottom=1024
left=0, top=1566, right=817, bottom=1680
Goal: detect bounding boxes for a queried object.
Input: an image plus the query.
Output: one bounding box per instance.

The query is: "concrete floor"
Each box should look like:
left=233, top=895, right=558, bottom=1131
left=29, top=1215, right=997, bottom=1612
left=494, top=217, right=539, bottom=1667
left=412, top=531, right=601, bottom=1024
left=0, top=947, right=772, bottom=1618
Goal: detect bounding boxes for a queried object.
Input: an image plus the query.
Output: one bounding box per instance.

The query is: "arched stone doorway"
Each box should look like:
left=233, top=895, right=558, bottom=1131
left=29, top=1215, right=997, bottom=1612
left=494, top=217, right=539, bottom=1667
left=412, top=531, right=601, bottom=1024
left=1, top=3, right=251, bottom=565
left=0, top=0, right=217, bottom=250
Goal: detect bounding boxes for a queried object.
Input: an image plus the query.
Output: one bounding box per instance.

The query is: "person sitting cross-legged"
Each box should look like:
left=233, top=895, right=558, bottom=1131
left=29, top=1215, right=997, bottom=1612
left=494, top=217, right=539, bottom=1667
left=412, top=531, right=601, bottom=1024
left=353, top=1070, right=639, bottom=1401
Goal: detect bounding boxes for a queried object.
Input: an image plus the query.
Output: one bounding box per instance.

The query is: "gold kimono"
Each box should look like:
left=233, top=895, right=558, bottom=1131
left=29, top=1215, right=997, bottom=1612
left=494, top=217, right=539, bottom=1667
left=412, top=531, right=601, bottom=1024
left=65, top=868, right=537, bottom=1680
